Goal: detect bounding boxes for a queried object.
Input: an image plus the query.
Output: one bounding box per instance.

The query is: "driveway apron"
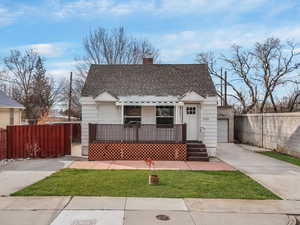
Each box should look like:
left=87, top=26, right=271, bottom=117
left=217, top=143, right=300, bottom=200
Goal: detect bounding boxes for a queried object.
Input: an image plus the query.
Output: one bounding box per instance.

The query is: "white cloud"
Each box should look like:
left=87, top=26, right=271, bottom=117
left=50, top=60, right=81, bottom=67
left=0, top=6, right=23, bottom=27
left=2, top=0, right=297, bottom=23
left=50, top=0, right=155, bottom=18
left=156, top=0, right=268, bottom=15
left=156, top=25, right=300, bottom=62
left=48, top=68, right=70, bottom=78
left=43, top=0, right=271, bottom=19
left=47, top=59, right=82, bottom=79
left=21, top=43, right=68, bottom=57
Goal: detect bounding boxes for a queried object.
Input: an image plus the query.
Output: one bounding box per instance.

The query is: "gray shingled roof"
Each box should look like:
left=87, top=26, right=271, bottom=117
left=0, top=91, right=24, bottom=108
left=81, top=64, right=217, bottom=98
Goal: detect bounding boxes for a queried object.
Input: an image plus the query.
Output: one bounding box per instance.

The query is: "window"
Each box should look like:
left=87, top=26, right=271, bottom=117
left=156, top=106, right=174, bottom=127
left=124, top=106, right=141, bottom=126
left=186, top=107, right=196, bottom=115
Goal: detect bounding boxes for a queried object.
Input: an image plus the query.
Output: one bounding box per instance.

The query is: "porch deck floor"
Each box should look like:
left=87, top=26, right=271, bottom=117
left=69, top=160, right=236, bottom=171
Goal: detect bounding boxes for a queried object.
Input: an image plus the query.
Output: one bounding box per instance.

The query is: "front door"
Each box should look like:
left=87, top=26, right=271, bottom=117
left=183, top=104, right=198, bottom=140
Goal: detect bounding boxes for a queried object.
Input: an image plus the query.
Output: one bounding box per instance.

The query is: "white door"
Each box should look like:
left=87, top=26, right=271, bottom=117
left=218, top=119, right=228, bottom=143
left=183, top=104, right=198, bottom=140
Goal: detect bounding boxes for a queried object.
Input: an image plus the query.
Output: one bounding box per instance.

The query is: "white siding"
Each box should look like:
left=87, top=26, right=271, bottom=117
left=142, top=106, right=156, bottom=124
left=201, top=96, right=217, bottom=156
left=81, top=101, right=122, bottom=155
left=175, top=105, right=182, bottom=124
left=81, top=96, right=218, bottom=157
left=0, top=108, right=22, bottom=128
left=81, top=103, right=98, bottom=155
left=97, top=102, right=121, bottom=124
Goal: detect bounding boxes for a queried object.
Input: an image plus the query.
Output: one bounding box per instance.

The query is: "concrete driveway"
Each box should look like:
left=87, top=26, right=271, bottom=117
left=0, top=157, right=73, bottom=196
left=217, top=143, right=300, bottom=200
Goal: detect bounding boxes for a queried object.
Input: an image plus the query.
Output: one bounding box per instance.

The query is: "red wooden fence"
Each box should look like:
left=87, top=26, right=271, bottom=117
left=6, top=124, right=71, bottom=159
left=0, top=129, right=7, bottom=160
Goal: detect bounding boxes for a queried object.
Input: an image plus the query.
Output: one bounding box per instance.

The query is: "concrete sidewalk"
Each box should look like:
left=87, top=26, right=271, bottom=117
left=0, top=196, right=299, bottom=225
left=69, top=160, right=236, bottom=171
left=0, top=157, right=73, bottom=196
left=217, top=143, right=300, bottom=200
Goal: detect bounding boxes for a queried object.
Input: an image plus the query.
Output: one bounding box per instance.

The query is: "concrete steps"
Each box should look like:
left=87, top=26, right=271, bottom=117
left=187, top=141, right=209, bottom=161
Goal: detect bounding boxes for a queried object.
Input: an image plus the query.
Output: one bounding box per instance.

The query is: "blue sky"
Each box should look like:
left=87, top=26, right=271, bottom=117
left=0, top=0, right=300, bottom=80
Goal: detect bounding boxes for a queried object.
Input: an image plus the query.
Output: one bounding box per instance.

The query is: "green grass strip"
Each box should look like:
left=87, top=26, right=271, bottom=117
left=261, top=151, right=300, bottom=167
left=12, top=169, right=280, bottom=200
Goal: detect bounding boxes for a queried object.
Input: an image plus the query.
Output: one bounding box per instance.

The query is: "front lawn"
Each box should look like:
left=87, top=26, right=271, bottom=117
left=12, top=169, right=279, bottom=199
left=261, top=151, right=300, bottom=167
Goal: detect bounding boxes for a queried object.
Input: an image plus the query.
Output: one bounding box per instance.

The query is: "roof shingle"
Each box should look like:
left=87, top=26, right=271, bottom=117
left=81, top=64, right=217, bottom=97
left=0, top=91, right=24, bottom=108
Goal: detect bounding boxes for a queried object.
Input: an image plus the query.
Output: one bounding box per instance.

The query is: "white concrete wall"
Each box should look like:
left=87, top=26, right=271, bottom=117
left=200, top=96, right=217, bottom=156
left=235, top=113, right=300, bottom=158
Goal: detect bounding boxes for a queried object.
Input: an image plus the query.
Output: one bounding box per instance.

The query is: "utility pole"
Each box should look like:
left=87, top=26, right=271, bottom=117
left=224, top=70, right=228, bottom=106
left=68, top=72, right=73, bottom=121
left=220, top=68, right=223, bottom=106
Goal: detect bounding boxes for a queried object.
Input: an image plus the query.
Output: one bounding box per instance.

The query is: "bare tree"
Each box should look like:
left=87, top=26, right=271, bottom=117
left=196, top=38, right=300, bottom=113
left=4, top=49, right=38, bottom=102
left=66, top=26, right=160, bottom=117
left=4, top=50, right=61, bottom=123
left=282, top=88, right=300, bottom=112
left=252, top=38, right=300, bottom=112
left=196, top=50, right=258, bottom=113
left=83, top=26, right=159, bottom=65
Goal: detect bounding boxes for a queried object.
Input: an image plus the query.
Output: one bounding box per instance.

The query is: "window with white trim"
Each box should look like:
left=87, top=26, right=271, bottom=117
left=156, top=106, right=174, bottom=127
left=124, top=106, right=141, bottom=126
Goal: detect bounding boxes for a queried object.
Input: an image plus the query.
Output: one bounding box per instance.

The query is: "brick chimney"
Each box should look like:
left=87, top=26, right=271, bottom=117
left=143, top=57, right=153, bottom=64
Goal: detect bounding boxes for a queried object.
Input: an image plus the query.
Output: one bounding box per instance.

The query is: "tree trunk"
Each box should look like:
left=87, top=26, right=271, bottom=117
left=270, top=93, right=277, bottom=112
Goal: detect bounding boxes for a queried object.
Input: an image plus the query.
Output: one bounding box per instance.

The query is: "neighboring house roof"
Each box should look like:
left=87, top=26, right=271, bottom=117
left=0, top=91, right=24, bottom=109
left=81, top=64, right=217, bottom=98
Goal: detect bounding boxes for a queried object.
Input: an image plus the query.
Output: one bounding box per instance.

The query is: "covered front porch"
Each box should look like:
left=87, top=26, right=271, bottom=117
left=88, top=123, right=189, bottom=161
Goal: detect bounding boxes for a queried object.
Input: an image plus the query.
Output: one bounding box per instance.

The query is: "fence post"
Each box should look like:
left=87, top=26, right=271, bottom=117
left=6, top=126, right=11, bottom=159
left=261, top=114, right=264, bottom=148
left=65, top=124, right=71, bottom=155
left=182, top=123, right=187, bottom=143
left=89, top=124, right=96, bottom=144
left=135, top=125, right=139, bottom=143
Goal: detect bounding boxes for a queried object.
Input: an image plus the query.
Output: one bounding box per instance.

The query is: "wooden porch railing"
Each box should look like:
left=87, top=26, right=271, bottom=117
left=89, top=124, right=187, bottom=144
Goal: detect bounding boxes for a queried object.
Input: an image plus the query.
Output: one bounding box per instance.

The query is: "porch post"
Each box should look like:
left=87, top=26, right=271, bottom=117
left=120, top=103, right=124, bottom=142
left=175, top=105, right=179, bottom=124
left=182, top=123, right=187, bottom=143
left=121, top=103, right=124, bottom=124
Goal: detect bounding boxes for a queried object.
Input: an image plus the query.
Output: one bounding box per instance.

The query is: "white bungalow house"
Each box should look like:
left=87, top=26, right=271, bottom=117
left=80, top=58, right=217, bottom=161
